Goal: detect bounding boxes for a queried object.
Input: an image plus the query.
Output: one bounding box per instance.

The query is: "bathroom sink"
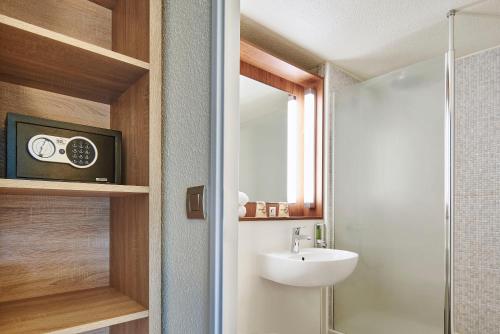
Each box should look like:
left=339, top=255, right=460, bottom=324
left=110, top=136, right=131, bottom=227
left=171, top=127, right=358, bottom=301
left=258, top=248, right=358, bottom=287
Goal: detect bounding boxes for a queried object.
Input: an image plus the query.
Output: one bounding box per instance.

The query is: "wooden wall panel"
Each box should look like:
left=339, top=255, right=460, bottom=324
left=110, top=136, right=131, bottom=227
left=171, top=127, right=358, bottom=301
left=0, top=195, right=110, bottom=303
left=84, top=329, right=109, bottom=334
left=109, top=77, right=150, bottom=309
left=110, top=195, right=149, bottom=307
left=0, top=81, right=110, bottom=127
left=109, top=76, right=149, bottom=314
left=109, top=74, right=150, bottom=331
left=110, top=74, right=149, bottom=186
left=110, top=318, right=148, bottom=334
left=0, top=0, right=112, bottom=49
left=89, top=0, right=117, bottom=10
left=112, top=0, right=149, bottom=62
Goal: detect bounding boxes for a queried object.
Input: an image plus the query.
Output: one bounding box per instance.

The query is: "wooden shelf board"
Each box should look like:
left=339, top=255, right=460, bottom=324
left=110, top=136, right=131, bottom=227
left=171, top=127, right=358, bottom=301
left=0, top=179, right=149, bottom=197
left=88, top=0, right=117, bottom=10
left=240, top=216, right=323, bottom=222
left=0, top=287, right=148, bottom=334
left=240, top=39, right=322, bottom=86
left=0, top=14, right=149, bottom=104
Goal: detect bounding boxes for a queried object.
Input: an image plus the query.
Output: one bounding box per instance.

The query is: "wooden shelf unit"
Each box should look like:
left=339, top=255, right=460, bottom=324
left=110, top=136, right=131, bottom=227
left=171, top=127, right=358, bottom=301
left=0, top=1, right=161, bottom=334
left=0, top=179, right=149, bottom=197
left=0, top=287, right=149, bottom=334
left=0, top=14, right=149, bottom=104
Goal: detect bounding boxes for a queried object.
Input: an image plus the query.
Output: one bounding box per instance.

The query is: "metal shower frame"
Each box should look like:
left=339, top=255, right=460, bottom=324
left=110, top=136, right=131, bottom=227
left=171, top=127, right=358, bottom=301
left=444, top=9, right=455, bottom=334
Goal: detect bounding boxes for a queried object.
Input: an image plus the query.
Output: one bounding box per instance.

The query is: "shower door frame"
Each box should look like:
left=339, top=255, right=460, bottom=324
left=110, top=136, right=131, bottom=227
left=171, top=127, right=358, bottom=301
left=444, top=9, right=455, bottom=334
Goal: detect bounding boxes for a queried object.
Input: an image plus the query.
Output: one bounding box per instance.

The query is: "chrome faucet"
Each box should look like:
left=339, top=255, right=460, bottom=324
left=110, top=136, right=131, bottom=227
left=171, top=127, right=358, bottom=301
left=291, top=226, right=311, bottom=253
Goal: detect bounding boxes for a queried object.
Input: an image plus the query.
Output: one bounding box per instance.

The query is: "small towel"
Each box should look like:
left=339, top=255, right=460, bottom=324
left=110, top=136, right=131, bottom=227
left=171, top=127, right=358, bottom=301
left=239, top=191, right=249, bottom=206
left=238, top=205, right=247, bottom=218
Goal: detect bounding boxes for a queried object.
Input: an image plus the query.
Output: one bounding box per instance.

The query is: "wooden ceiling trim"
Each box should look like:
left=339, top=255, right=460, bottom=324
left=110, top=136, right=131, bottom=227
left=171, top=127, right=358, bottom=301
left=240, top=39, right=322, bottom=86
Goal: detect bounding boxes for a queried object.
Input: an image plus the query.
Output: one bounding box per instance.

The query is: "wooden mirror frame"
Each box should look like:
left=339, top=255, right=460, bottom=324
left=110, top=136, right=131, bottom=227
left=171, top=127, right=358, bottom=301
left=239, top=40, right=324, bottom=221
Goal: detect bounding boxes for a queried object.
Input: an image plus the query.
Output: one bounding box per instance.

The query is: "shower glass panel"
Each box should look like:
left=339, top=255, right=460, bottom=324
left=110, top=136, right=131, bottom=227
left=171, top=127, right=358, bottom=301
left=333, top=57, right=445, bottom=334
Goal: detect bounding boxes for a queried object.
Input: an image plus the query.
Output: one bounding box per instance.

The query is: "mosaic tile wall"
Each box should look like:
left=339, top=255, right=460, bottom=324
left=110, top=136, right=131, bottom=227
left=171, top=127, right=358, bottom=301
left=455, top=46, right=500, bottom=334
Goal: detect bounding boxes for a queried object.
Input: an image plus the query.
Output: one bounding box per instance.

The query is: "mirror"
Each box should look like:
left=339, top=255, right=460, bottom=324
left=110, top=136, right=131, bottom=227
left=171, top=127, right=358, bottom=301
left=239, top=40, right=324, bottom=220
left=239, top=75, right=290, bottom=203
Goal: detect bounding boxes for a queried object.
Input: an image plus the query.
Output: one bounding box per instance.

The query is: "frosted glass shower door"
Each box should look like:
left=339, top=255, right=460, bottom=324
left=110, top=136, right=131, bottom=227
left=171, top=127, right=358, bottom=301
left=333, top=57, right=445, bottom=334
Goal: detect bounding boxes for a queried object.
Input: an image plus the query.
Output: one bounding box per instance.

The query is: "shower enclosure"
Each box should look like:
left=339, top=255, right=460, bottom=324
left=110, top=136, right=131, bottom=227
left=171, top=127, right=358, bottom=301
left=333, top=55, right=446, bottom=334
left=331, top=1, right=500, bottom=333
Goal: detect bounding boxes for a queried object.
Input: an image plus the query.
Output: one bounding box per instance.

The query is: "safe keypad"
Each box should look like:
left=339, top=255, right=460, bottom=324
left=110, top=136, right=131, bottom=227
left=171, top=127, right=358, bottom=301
left=67, top=138, right=96, bottom=167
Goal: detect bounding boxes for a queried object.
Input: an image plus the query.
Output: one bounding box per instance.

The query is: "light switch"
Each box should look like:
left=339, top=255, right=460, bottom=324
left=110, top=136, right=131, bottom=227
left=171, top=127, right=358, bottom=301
left=186, top=185, right=206, bottom=219
left=189, top=193, right=200, bottom=211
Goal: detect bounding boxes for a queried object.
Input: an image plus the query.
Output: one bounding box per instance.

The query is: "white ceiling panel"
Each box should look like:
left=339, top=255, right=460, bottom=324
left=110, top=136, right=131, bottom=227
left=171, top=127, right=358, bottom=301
left=241, top=0, right=500, bottom=78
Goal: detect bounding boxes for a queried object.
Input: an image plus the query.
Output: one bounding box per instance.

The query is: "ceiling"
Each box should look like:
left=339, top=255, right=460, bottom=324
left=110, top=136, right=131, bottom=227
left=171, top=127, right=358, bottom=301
left=241, top=0, right=500, bottom=79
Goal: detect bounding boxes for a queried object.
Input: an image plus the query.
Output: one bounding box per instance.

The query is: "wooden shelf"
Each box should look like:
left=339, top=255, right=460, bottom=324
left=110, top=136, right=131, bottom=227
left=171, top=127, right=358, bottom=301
left=240, top=216, right=323, bottom=222
left=0, top=179, right=149, bottom=197
left=0, top=287, right=148, bottom=334
left=88, top=0, right=117, bottom=10
left=240, top=40, right=321, bottom=86
left=0, top=14, right=149, bottom=104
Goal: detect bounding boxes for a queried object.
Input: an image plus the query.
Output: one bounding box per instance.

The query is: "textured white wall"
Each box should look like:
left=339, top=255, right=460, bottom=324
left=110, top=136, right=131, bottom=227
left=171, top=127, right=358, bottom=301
left=238, top=220, right=322, bottom=334
left=162, top=0, right=211, bottom=332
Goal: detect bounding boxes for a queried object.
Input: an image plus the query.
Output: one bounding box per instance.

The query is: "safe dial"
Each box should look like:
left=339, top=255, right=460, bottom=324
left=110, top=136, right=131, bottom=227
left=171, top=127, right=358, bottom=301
left=30, top=137, right=56, bottom=158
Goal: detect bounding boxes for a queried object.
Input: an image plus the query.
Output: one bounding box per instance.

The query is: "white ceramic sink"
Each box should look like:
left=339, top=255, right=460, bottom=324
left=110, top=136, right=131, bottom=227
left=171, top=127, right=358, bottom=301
left=258, top=248, right=358, bottom=287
